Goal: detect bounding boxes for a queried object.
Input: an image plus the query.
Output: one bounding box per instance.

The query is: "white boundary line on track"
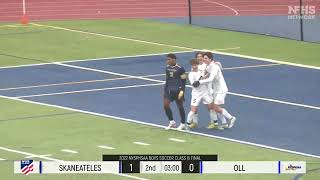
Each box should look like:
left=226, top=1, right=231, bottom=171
left=0, top=95, right=319, bottom=159
left=0, top=158, right=6, bottom=160
left=203, top=0, right=239, bottom=15
left=0, top=146, right=148, bottom=180
left=0, top=63, right=279, bottom=91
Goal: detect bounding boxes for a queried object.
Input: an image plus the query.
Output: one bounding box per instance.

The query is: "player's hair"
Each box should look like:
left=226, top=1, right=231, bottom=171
left=167, top=53, right=177, bottom=59
left=195, top=51, right=204, bottom=58
left=204, top=52, right=213, bottom=60
left=190, top=58, right=199, bottom=65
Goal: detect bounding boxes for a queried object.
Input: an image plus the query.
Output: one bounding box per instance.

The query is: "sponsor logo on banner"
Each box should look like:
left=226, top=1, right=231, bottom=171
left=281, top=161, right=306, bottom=174
left=20, top=160, right=34, bottom=175
left=285, top=164, right=302, bottom=171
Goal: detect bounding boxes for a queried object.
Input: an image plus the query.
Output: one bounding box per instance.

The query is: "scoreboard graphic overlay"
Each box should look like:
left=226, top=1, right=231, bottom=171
left=14, top=155, right=306, bottom=175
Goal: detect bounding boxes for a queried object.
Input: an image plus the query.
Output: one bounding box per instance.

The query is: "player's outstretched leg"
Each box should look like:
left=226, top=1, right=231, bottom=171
left=164, top=98, right=176, bottom=130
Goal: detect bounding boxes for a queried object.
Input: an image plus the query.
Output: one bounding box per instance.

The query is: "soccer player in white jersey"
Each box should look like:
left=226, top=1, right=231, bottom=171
left=195, top=52, right=236, bottom=129
left=187, top=58, right=218, bottom=129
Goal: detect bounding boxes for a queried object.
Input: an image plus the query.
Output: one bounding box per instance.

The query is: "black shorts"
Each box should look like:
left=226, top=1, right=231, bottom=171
left=164, top=89, right=184, bottom=102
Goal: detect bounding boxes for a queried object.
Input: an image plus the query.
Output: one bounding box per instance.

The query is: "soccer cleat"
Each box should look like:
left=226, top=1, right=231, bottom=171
left=218, top=123, right=228, bottom=130
left=207, top=122, right=219, bottom=129
left=188, top=122, right=198, bottom=129
left=228, top=116, right=237, bottom=128
left=177, top=123, right=187, bottom=131
left=165, top=120, right=176, bottom=130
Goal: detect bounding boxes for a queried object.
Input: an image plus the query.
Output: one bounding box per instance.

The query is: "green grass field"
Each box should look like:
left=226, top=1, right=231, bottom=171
left=0, top=19, right=319, bottom=180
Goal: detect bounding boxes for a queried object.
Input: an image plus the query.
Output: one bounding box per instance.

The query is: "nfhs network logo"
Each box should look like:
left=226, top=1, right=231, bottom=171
left=288, top=5, right=316, bottom=19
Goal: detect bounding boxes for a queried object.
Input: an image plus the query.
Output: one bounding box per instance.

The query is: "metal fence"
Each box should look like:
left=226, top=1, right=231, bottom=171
left=186, top=0, right=320, bottom=43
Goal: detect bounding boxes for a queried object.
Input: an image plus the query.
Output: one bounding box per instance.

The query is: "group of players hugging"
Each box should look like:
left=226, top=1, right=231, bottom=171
left=163, top=52, right=236, bottom=131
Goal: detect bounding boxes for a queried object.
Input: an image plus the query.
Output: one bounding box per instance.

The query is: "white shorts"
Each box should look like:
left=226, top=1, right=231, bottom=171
left=213, top=92, right=226, bottom=105
left=191, top=93, right=213, bottom=106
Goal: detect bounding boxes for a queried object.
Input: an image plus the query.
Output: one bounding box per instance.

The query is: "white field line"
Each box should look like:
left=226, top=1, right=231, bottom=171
left=0, top=147, right=148, bottom=180
left=0, top=77, right=129, bottom=91
left=0, top=146, right=63, bottom=162
left=0, top=95, right=319, bottom=159
left=228, top=92, right=320, bottom=110
left=0, top=74, right=163, bottom=91
left=60, top=149, right=78, bottom=154
left=25, top=154, right=52, bottom=158
left=32, top=22, right=319, bottom=70
left=222, top=63, right=281, bottom=70
left=97, top=145, right=115, bottom=150
left=0, top=63, right=278, bottom=92
left=15, top=83, right=164, bottom=98
left=0, top=24, right=27, bottom=28
left=168, top=138, right=186, bottom=143
left=31, top=23, right=194, bottom=50
left=208, top=49, right=320, bottom=70
left=41, top=62, right=320, bottom=110
left=133, top=142, right=150, bottom=146
left=0, top=50, right=194, bottom=70
left=1, top=23, right=319, bottom=70
left=213, top=47, right=240, bottom=51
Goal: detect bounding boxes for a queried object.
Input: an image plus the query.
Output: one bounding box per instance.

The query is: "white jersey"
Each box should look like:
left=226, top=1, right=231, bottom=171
left=189, top=70, right=213, bottom=106
left=197, top=63, right=209, bottom=78
left=200, top=62, right=228, bottom=94
left=188, top=70, right=210, bottom=96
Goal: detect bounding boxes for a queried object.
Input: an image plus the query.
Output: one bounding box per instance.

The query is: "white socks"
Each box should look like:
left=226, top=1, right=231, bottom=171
left=217, top=113, right=227, bottom=124
left=222, top=108, right=232, bottom=119
left=210, top=110, right=218, bottom=123
left=187, top=111, right=198, bottom=124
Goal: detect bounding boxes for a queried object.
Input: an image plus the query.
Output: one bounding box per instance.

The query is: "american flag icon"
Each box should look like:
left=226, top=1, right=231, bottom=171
left=20, top=160, right=34, bottom=175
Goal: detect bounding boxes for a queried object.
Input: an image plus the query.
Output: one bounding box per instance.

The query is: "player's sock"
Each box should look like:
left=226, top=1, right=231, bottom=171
left=193, top=113, right=198, bottom=124
left=165, top=107, right=173, bottom=121
left=177, top=104, right=186, bottom=123
left=222, top=108, right=232, bottom=119
left=187, top=111, right=195, bottom=124
left=209, top=110, right=218, bottom=124
left=217, top=113, right=227, bottom=124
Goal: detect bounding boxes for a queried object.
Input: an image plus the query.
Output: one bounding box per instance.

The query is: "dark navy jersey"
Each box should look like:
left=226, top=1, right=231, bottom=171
left=165, top=64, right=187, bottom=91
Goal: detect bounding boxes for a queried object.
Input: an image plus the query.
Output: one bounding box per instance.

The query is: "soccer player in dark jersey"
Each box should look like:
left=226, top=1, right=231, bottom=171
left=164, top=53, right=187, bottom=130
